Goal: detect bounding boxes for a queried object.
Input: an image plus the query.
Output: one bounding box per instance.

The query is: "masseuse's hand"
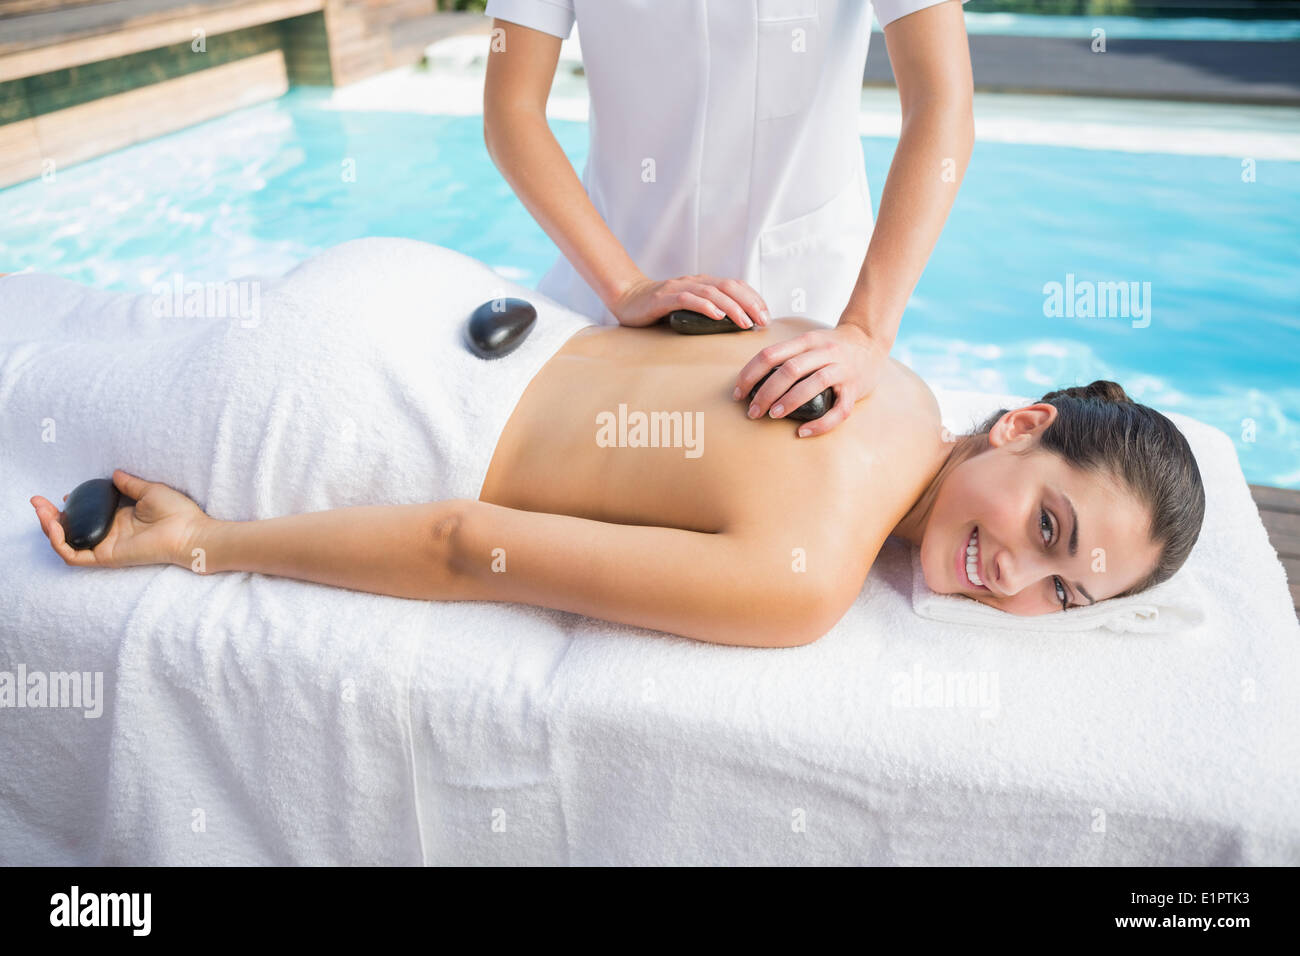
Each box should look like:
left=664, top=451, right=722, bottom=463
left=31, top=469, right=209, bottom=571
left=734, top=323, right=890, bottom=437
left=611, top=274, right=770, bottom=329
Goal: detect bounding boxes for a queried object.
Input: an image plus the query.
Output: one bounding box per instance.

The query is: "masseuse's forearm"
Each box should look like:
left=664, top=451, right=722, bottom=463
left=185, top=500, right=465, bottom=601
left=839, top=102, right=973, bottom=348
left=485, top=105, right=643, bottom=307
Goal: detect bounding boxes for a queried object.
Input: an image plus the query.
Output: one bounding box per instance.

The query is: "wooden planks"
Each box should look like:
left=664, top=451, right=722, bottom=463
left=1250, top=484, right=1300, bottom=616
left=0, top=3, right=489, bottom=186
left=0, top=116, right=44, bottom=186
left=0, top=1, right=483, bottom=94
left=321, top=1, right=482, bottom=87
left=2, top=50, right=288, bottom=185
left=0, top=0, right=110, bottom=16
left=0, top=0, right=323, bottom=83
left=281, top=9, right=333, bottom=85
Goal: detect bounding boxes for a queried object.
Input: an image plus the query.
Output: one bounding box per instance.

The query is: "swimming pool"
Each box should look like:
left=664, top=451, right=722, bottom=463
left=1, top=87, right=1297, bottom=488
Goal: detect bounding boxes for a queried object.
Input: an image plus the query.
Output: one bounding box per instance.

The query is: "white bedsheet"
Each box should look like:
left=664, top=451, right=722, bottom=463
left=2, top=240, right=1297, bottom=865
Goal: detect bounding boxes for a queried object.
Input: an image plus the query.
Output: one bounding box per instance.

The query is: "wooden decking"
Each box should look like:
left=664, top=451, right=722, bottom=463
left=0, top=0, right=479, bottom=188
left=0, top=0, right=465, bottom=87
left=0, top=0, right=324, bottom=83
left=1250, top=484, right=1300, bottom=616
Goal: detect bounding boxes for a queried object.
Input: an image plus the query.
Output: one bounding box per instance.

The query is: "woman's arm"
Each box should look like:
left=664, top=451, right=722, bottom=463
left=37, top=475, right=848, bottom=646
left=192, top=498, right=842, bottom=646
left=189, top=501, right=458, bottom=602
left=482, top=19, right=768, bottom=328
left=443, top=499, right=845, bottom=647
left=483, top=19, right=641, bottom=312
left=841, top=0, right=974, bottom=347
left=736, top=0, right=974, bottom=432
left=32, top=471, right=453, bottom=601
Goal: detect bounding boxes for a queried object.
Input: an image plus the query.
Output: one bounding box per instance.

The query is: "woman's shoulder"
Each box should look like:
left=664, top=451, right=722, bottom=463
left=739, top=358, right=944, bottom=592
left=884, top=355, right=942, bottom=423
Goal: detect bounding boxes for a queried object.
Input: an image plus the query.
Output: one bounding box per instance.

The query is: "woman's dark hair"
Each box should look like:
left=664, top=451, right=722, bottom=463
left=962, top=380, right=1205, bottom=597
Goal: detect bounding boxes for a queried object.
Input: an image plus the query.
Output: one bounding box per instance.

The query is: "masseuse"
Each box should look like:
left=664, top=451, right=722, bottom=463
left=483, top=0, right=973, bottom=436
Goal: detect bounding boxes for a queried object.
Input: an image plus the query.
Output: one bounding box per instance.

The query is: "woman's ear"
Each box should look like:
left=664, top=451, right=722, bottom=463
left=988, top=403, right=1057, bottom=448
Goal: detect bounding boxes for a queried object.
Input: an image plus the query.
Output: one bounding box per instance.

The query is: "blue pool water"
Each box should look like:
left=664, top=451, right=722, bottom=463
left=1, top=89, right=1298, bottom=487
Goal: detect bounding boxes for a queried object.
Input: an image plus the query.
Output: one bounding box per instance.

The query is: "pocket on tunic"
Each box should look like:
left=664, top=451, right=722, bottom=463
left=756, top=0, right=820, bottom=120
left=758, top=167, right=872, bottom=320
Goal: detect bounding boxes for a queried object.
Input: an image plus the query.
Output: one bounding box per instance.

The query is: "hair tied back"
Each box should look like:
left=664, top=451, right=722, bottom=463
left=1041, top=380, right=1133, bottom=406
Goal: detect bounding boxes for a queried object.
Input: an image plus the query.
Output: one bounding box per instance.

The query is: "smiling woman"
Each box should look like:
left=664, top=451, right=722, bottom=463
left=26, top=239, right=1207, bottom=645
left=894, top=380, right=1205, bottom=616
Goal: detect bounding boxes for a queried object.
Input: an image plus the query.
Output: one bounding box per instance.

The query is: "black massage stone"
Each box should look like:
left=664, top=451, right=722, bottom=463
left=667, top=309, right=749, bottom=334
left=465, top=297, right=537, bottom=358
left=749, top=368, right=835, bottom=422
left=60, top=477, right=122, bottom=550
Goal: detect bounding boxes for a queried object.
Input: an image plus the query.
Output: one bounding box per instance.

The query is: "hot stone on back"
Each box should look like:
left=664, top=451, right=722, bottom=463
left=749, top=368, right=835, bottom=422
left=667, top=310, right=748, bottom=334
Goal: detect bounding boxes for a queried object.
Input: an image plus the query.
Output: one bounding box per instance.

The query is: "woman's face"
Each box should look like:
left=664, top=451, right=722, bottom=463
left=919, top=404, right=1163, bottom=615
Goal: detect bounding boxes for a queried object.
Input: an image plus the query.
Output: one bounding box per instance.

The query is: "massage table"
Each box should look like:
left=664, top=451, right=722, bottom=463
left=1, top=239, right=1296, bottom=865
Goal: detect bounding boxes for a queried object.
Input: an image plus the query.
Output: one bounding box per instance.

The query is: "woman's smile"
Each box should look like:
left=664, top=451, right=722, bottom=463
left=959, top=525, right=990, bottom=593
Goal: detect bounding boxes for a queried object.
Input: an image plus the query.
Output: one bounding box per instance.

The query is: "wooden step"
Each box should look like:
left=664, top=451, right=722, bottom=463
left=0, top=49, right=287, bottom=188
left=0, top=0, right=323, bottom=82
left=1250, top=483, right=1300, bottom=514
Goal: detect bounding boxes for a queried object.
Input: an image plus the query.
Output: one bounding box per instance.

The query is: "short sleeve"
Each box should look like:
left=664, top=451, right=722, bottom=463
left=484, top=0, right=576, bottom=40
left=873, top=0, right=971, bottom=29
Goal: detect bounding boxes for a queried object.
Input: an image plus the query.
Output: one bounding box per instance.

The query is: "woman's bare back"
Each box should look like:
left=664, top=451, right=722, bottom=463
left=481, top=318, right=950, bottom=556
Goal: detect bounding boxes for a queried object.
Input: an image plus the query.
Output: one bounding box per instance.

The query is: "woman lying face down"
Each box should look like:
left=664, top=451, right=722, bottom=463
left=30, top=318, right=1205, bottom=647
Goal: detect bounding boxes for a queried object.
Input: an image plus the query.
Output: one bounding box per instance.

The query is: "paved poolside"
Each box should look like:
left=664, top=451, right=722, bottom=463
left=866, top=32, right=1300, bottom=105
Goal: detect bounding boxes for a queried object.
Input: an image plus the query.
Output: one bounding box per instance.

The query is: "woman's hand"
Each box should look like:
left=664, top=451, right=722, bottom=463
left=30, top=468, right=209, bottom=571
left=611, top=274, right=771, bottom=329
left=734, top=324, right=891, bottom=437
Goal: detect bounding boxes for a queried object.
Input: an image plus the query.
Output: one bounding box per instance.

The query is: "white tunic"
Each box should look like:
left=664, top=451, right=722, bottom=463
left=485, top=0, right=966, bottom=324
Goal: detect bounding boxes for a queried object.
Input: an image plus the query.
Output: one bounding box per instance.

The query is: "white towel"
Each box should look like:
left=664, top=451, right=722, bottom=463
left=0, top=236, right=593, bottom=523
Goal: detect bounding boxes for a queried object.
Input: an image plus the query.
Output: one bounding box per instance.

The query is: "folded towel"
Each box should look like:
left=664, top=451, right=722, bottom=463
left=910, top=543, right=1207, bottom=632
left=911, top=389, right=1223, bottom=633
